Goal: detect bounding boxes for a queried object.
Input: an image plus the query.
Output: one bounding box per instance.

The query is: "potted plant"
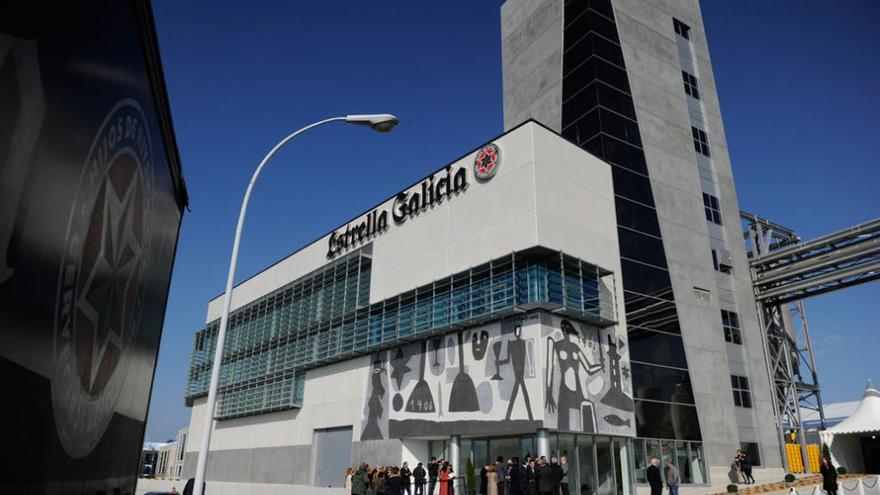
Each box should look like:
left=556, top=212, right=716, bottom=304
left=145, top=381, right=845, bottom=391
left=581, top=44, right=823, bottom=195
left=726, top=483, right=739, bottom=493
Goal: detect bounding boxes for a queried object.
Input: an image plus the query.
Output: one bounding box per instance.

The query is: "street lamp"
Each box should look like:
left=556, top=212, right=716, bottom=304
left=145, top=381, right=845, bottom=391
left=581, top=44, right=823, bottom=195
left=192, top=114, right=398, bottom=495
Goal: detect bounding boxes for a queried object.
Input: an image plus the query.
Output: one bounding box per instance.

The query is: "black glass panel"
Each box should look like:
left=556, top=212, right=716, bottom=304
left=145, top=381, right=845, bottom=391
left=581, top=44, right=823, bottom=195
left=563, top=108, right=600, bottom=146
left=564, top=32, right=625, bottom=74
left=599, top=108, right=642, bottom=147
left=621, top=259, right=673, bottom=300
left=599, top=134, right=647, bottom=173
left=618, top=227, right=668, bottom=268
left=611, top=167, right=655, bottom=207
left=597, top=82, right=636, bottom=119
left=562, top=82, right=598, bottom=127
left=628, top=327, right=688, bottom=369
left=634, top=400, right=702, bottom=440
left=564, top=0, right=615, bottom=23
left=565, top=8, right=619, bottom=46
left=615, top=197, right=661, bottom=237
left=624, top=296, right=680, bottom=333
left=563, top=57, right=630, bottom=101
left=631, top=362, right=695, bottom=404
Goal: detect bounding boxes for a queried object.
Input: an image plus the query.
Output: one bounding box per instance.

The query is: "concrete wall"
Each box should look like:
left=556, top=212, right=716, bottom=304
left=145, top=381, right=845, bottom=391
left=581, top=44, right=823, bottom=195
left=501, top=0, right=563, bottom=131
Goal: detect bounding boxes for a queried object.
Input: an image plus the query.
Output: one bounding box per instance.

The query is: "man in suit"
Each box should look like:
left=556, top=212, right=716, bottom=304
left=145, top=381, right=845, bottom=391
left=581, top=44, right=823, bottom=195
left=646, top=458, right=663, bottom=495
left=535, top=457, right=554, bottom=495
left=507, top=457, right=526, bottom=495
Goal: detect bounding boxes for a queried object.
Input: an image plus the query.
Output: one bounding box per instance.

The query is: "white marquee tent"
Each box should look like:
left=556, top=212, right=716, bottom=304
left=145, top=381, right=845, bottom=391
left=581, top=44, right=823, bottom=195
left=821, top=379, right=880, bottom=473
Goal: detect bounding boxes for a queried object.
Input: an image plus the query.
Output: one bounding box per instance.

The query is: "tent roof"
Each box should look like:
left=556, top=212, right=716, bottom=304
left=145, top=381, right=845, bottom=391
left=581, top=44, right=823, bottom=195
left=824, top=379, right=880, bottom=435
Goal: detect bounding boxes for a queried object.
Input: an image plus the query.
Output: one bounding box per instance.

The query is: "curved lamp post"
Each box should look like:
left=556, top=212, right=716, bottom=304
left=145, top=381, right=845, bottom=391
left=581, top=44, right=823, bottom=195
left=193, top=114, right=399, bottom=495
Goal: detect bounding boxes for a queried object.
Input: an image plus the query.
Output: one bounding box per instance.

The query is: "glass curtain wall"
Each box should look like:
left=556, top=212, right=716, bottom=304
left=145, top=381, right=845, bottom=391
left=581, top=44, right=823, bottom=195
left=630, top=438, right=707, bottom=484
left=451, top=434, right=636, bottom=495
left=186, top=249, right=615, bottom=419
left=560, top=0, right=703, bottom=449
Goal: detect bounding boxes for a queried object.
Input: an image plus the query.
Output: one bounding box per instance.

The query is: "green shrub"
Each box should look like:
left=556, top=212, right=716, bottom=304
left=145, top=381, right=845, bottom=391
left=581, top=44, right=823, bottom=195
left=837, top=467, right=847, bottom=475
left=784, top=474, right=796, bottom=483
left=726, top=484, right=738, bottom=493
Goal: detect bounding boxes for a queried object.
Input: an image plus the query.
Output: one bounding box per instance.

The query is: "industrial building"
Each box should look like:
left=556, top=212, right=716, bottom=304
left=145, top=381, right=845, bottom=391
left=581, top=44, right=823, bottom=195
left=181, top=0, right=789, bottom=493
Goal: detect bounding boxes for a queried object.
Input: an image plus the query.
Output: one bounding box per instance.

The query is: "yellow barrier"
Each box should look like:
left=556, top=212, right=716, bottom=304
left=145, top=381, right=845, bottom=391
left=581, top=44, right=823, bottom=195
left=787, top=444, right=804, bottom=473
left=807, top=444, right=820, bottom=472
left=786, top=444, right=821, bottom=473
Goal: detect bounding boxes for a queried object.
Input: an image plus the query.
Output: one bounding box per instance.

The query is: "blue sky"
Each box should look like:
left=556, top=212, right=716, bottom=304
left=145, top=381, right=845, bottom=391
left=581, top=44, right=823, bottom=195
left=145, top=1, right=879, bottom=442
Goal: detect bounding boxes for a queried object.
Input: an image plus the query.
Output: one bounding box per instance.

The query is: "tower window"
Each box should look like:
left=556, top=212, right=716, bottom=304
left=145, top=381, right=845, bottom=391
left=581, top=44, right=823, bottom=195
left=702, top=193, right=722, bottom=225
left=682, top=70, right=700, bottom=99
left=731, top=375, right=752, bottom=408
left=692, top=127, right=711, bottom=157
left=711, top=249, right=732, bottom=274
left=722, top=309, right=742, bottom=344
left=673, top=18, right=691, bottom=40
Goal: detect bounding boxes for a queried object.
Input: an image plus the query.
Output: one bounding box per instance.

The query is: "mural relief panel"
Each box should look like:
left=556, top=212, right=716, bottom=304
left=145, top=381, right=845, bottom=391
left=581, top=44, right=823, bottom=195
left=359, top=312, right=635, bottom=440
left=542, top=315, right=635, bottom=437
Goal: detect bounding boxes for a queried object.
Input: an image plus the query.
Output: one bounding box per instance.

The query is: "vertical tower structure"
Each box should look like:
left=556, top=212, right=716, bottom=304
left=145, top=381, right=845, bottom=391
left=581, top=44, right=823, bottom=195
left=501, top=0, right=781, bottom=478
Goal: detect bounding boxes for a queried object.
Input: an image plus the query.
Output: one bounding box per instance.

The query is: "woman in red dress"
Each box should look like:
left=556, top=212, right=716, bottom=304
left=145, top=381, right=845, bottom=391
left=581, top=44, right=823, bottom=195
left=439, top=463, right=450, bottom=495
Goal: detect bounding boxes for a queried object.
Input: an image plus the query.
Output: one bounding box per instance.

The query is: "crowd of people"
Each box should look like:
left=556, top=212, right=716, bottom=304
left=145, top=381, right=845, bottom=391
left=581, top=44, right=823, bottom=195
left=347, top=455, right=575, bottom=495
left=347, top=458, right=451, bottom=495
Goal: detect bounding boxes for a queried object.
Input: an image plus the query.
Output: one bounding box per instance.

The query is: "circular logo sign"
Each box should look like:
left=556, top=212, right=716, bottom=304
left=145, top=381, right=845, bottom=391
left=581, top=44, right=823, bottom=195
left=52, top=99, right=153, bottom=458
left=473, top=143, right=500, bottom=180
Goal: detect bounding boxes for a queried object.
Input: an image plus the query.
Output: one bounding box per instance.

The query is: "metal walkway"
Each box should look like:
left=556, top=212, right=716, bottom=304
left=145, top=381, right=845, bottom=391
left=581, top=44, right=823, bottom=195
left=748, top=216, right=880, bottom=305
left=741, top=213, right=880, bottom=473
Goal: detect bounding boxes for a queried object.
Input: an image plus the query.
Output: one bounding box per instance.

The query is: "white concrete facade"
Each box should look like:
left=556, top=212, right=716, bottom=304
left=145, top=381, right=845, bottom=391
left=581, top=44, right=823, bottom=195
left=184, top=123, right=638, bottom=494
left=203, top=122, right=620, bottom=321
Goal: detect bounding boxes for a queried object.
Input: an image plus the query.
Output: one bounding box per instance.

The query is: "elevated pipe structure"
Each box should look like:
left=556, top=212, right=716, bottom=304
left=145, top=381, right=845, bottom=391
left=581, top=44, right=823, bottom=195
left=741, top=214, right=880, bottom=473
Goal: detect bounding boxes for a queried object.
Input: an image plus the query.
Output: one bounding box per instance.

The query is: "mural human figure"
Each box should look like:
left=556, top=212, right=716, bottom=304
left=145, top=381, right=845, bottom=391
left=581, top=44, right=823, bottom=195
left=496, top=325, right=533, bottom=420
left=545, top=319, right=603, bottom=432
left=361, top=353, right=386, bottom=440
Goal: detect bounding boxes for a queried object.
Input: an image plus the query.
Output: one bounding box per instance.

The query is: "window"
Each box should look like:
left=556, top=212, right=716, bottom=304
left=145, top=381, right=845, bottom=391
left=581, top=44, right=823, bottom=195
left=681, top=70, right=700, bottom=99
left=740, top=442, right=762, bottom=466
left=731, top=375, right=752, bottom=408
left=673, top=18, right=691, bottom=40
left=711, top=249, right=732, bottom=274
left=691, top=127, right=710, bottom=156
left=721, top=310, right=742, bottom=345
left=702, top=193, right=722, bottom=225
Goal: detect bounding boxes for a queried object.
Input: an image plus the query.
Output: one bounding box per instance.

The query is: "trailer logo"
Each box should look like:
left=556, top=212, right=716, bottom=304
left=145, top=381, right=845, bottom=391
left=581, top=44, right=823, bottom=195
left=52, top=100, right=153, bottom=458
left=473, top=143, right=500, bottom=180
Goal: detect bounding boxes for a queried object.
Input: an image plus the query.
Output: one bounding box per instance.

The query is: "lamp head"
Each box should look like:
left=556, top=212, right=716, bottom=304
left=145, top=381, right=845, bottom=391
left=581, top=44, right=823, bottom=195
left=345, top=113, right=399, bottom=132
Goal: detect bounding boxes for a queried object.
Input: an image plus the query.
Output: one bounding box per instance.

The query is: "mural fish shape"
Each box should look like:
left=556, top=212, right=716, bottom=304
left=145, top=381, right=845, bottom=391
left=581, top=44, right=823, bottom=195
left=603, top=414, right=631, bottom=428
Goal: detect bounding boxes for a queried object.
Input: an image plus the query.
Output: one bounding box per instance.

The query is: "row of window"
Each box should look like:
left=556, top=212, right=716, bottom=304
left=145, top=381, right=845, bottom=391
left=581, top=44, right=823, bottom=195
left=186, top=249, right=616, bottom=417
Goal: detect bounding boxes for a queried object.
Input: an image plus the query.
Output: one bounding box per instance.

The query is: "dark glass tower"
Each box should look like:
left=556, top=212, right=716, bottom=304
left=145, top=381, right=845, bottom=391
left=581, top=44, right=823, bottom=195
left=558, top=0, right=701, bottom=441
